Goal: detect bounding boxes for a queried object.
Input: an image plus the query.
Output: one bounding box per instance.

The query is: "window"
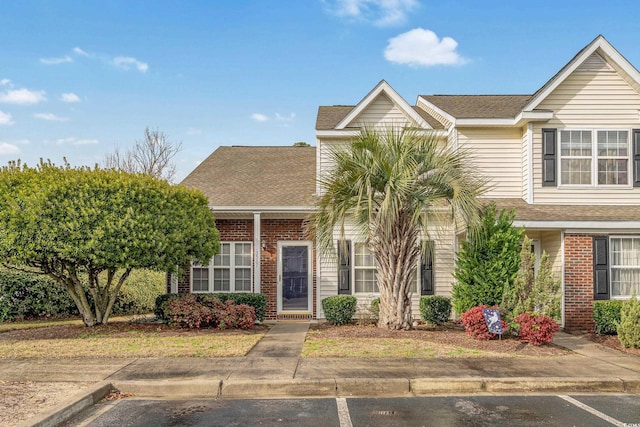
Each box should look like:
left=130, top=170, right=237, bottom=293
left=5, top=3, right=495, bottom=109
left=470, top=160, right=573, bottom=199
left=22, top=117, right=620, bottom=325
left=191, top=242, right=252, bottom=293
left=610, top=237, right=640, bottom=298
left=354, top=242, right=378, bottom=293
left=559, top=129, right=629, bottom=186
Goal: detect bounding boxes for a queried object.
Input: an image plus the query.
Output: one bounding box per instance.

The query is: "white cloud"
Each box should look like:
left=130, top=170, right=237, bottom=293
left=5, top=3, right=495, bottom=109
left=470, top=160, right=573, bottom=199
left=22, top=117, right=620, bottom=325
left=113, top=56, right=149, bottom=73
left=55, top=137, right=99, bottom=145
left=384, top=28, right=466, bottom=67
left=0, top=88, right=47, bottom=105
left=60, top=92, right=81, bottom=103
left=251, top=113, right=269, bottom=122
left=325, top=0, right=418, bottom=26
left=40, top=55, right=73, bottom=65
left=0, top=79, right=12, bottom=87
left=73, top=47, right=89, bottom=57
left=0, top=111, right=14, bottom=126
left=34, top=113, right=69, bottom=122
left=275, top=112, right=296, bottom=122
left=0, top=142, right=20, bottom=155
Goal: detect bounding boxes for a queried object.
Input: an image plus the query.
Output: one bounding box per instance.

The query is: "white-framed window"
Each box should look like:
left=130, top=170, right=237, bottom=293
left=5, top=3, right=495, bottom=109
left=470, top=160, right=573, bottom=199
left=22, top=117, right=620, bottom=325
left=559, top=129, right=629, bottom=186
left=609, top=237, right=640, bottom=298
left=354, top=242, right=378, bottom=294
left=191, top=242, right=252, bottom=293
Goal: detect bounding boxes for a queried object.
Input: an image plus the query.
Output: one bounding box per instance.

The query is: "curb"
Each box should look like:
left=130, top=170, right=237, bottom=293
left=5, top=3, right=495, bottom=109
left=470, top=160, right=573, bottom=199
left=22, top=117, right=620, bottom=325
left=19, top=381, right=113, bottom=427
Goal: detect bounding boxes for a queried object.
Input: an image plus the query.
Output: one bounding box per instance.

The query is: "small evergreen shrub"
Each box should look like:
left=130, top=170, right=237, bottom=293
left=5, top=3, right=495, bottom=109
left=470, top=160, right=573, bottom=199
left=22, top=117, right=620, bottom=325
left=322, top=295, right=357, bottom=325
left=460, top=305, right=507, bottom=340
left=419, top=296, right=452, bottom=325
left=514, top=312, right=559, bottom=346
left=618, top=294, right=640, bottom=348
left=452, top=205, right=524, bottom=314
left=593, top=300, right=623, bottom=335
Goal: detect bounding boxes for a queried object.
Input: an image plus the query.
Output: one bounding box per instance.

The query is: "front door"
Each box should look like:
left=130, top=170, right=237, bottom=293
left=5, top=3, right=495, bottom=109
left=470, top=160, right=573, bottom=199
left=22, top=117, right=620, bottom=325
left=277, top=241, right=312, bottom=312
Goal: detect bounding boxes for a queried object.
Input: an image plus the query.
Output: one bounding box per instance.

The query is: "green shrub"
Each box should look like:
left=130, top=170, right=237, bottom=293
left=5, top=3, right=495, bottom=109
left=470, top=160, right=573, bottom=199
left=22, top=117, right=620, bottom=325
left=110, top=269, right=165, bottom=315
left=452, top=205, right=523, bottom=314
left=618, top=294, right=640, bottom=348
left=155, top=292, right=266, bottom=323
left=593, top=300, right=623, bottom=335
left=322, top=295, right=357, bottom=325
left=419, top=296, right=452, bottom=325
left=0, top=268, right=77, bottom=321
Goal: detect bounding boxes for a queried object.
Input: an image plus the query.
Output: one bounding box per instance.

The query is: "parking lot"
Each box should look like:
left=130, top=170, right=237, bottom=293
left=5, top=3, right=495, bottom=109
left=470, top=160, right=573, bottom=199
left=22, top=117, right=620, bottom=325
left=69, top=394, right=640, bottom=427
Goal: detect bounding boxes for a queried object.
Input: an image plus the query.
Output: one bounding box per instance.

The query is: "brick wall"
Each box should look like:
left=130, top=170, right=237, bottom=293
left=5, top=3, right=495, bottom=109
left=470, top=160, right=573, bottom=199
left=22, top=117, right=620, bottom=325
left=564, top=234, right=595, bottom=332
left=169, top=218, right=316, bottom=321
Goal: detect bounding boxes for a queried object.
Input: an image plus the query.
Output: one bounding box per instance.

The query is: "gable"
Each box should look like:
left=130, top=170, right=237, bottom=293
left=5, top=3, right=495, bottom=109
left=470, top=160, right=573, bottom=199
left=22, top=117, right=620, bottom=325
left=348, top=93, right=414, bottom=127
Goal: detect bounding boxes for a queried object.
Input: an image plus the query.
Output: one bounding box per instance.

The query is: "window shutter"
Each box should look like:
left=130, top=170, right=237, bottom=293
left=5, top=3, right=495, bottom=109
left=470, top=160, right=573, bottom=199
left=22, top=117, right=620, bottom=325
left=542, top=128, right=557, bottom=187
left=633, top=129, right=640, bottom=187
left=337, top=240, right=351, bottom=294
left=420, top=241, right=434, bottom=295
left=593, top=236, right=610, bottom=300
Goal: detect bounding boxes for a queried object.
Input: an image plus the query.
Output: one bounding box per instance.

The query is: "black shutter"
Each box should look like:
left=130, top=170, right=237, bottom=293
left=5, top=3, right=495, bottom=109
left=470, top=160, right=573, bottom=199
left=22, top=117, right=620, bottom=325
left=420, top=241, right=434, bottom=295
left=337, top=240, right=351, bottom=294
left=542, top=128, right=557, bottom=187
left=633, top=129, right=640, bottom=187
left=593, top=236, right=610, bottom=300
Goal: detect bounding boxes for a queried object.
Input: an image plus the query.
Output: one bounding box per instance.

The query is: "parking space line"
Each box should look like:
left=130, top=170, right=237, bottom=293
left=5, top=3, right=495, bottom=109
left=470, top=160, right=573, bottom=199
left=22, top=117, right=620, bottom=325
left=558, top=395, right=625, bottom=427
left=336, top=397, right=353, bottom=427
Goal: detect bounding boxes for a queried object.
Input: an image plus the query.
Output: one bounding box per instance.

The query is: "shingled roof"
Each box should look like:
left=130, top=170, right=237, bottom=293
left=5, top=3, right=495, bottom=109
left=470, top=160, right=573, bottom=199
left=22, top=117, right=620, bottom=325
left=316, top=106, right=444, bottom=130
left=420, top=95, right=533, bottom=119
left=488, top=198, right=640, bottom=222
left=181, top=146, right=316, bottom=208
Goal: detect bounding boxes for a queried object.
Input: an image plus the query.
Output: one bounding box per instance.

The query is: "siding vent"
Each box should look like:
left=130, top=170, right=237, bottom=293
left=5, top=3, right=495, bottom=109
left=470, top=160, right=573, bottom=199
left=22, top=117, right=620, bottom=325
left=576, top=53, right=614, bottom=72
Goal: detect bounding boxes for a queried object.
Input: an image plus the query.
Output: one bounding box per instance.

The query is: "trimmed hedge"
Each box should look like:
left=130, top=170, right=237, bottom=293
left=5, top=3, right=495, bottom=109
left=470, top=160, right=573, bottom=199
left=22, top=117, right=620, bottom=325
left=322, top=295, right=357, bottom=325
left=593, top=300, right=623, bottom=335
left=419, top=296, right=452, bottom=325
left=155, top=292, right=266, bottom=322
left=618, top=295, right=640, bottom=348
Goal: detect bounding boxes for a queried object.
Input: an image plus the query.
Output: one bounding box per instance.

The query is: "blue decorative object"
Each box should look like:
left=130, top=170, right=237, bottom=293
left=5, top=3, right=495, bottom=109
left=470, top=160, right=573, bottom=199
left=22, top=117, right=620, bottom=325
left=482, top=308, right=503, bottom=335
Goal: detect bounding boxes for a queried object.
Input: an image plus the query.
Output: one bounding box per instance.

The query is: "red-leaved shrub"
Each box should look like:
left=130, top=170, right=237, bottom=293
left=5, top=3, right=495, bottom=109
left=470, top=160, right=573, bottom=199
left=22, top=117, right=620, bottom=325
left=164, top=294, right=256, bottom=330
left=514, top=313, right=559, bottom=345
left=460, top=305, right=508, bottom=340
left=166, top=294, right=213, bottom=329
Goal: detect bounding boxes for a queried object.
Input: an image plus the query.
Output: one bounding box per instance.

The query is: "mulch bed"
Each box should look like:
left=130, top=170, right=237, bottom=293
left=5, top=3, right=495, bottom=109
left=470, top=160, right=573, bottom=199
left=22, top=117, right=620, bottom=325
left=584, top=333, right=640, bottom=356
left=309, top=322, right=569, bottom=357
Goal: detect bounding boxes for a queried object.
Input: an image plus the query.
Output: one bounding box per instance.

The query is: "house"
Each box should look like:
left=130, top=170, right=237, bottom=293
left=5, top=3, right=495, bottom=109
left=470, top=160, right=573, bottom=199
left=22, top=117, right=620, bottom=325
left=173, top=35, right=640, bottom=331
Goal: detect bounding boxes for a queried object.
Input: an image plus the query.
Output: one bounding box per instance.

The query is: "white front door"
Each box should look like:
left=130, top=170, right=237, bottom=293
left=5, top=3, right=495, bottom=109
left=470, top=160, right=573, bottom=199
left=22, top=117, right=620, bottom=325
left=277, top=241, right=312, bottom=313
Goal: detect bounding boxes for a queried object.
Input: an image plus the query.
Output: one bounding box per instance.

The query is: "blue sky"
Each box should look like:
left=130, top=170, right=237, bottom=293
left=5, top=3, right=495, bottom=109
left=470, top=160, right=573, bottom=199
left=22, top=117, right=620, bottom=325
left=1, top=0, right=640, bottom=181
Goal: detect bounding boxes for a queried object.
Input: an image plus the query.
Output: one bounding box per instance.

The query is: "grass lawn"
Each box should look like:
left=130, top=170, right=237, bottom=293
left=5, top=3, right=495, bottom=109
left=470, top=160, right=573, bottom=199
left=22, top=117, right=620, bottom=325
left=0, top=318, right=267, bottom=358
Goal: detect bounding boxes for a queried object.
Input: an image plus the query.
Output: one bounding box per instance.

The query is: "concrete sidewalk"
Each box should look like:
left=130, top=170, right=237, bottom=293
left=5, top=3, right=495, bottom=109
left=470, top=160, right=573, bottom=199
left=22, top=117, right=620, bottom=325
left=7, top=324, right=640, bottom=427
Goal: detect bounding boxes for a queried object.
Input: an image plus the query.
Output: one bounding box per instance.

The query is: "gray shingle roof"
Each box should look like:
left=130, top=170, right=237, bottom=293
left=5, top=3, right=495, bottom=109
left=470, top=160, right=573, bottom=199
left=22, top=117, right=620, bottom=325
left=420, top=95, right=533, bottom=119
left=316, top=106, right=444, bottom=130
left=487, top=198, right=640, bottom=222
left=181, top=146, right=316, bottom=208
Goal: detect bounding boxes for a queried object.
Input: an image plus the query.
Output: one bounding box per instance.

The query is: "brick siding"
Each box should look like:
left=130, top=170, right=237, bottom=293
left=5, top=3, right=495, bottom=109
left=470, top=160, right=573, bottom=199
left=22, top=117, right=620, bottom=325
left=564, top=234, right=596, bottom=332
left=170, top=217, right=316, bottom=320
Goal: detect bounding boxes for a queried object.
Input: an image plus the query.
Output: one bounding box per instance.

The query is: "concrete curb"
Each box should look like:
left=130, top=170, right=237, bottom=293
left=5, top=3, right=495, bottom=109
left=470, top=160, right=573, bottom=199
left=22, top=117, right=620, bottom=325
left=483, top=377, right=626, bottom=393
left=20, top=381, right=113, bottom=427
left=113, top=379, right=223, bottom=398
left=221, top=379, right=337, bottom=398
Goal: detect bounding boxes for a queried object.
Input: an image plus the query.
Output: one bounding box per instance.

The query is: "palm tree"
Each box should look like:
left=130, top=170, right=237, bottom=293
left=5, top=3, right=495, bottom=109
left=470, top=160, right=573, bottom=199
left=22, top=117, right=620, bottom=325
left=307, top=127, right=487, bottom=330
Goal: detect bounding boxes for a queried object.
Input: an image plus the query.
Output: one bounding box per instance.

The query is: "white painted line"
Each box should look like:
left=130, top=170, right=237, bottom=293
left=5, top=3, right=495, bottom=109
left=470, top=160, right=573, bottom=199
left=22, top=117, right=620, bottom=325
left=558, top=395, right=625, bottom=427
left=336, top=397, right=353, bottom=427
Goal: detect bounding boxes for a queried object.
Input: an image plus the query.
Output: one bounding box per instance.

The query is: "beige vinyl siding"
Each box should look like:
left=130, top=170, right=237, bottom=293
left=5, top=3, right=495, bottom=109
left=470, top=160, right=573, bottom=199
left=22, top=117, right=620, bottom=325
left=317, top=222, right=456, bottom=319
left=352, top=93, right=412, bottom=128
left=415, top=99, right=453, bottom=128
left=539, top=230, right=562, bottom=279
left=533, top=69, right=640, bottom=204
left=522, top=126, right=530, bottom=201
left=458, top=127, right=523, bottom=198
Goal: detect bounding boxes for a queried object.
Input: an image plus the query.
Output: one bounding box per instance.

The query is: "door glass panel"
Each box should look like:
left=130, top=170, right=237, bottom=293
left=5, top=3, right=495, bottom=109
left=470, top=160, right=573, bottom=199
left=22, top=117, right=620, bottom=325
left=282, top=246, right=308, bottom=311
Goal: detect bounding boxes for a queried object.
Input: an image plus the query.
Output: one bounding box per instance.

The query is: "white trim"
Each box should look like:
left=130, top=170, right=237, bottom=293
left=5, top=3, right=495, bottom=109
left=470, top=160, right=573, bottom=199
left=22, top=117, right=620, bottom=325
left=514, top=220, right=640, bottom=230
left=415, top=96, right=456, bottom=125
left=253, top=212, right=261, bottom=294
left=608, top=235, right=640, bottom=298
left=524, top=36, right=640, bottom=112
left=277, top=240, right=314, bottom=313
left=170, top=272, right=178, bottom=294
left=316, top=129, right=448, bottom=138
left=190, top=242, right=253, bottom=293
left=527, top=122, right=534, bottom=204
left=335, top=80, right=432, bottom=130
left=455, top=111, right=553, bottom=127
left=211, top=206, right=315, bottom=214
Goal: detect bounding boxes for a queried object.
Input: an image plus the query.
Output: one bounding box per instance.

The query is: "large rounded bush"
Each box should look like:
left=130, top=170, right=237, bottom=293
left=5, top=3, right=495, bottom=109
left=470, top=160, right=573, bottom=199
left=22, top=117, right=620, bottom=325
left=322, top=295, right=357, bottom=325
